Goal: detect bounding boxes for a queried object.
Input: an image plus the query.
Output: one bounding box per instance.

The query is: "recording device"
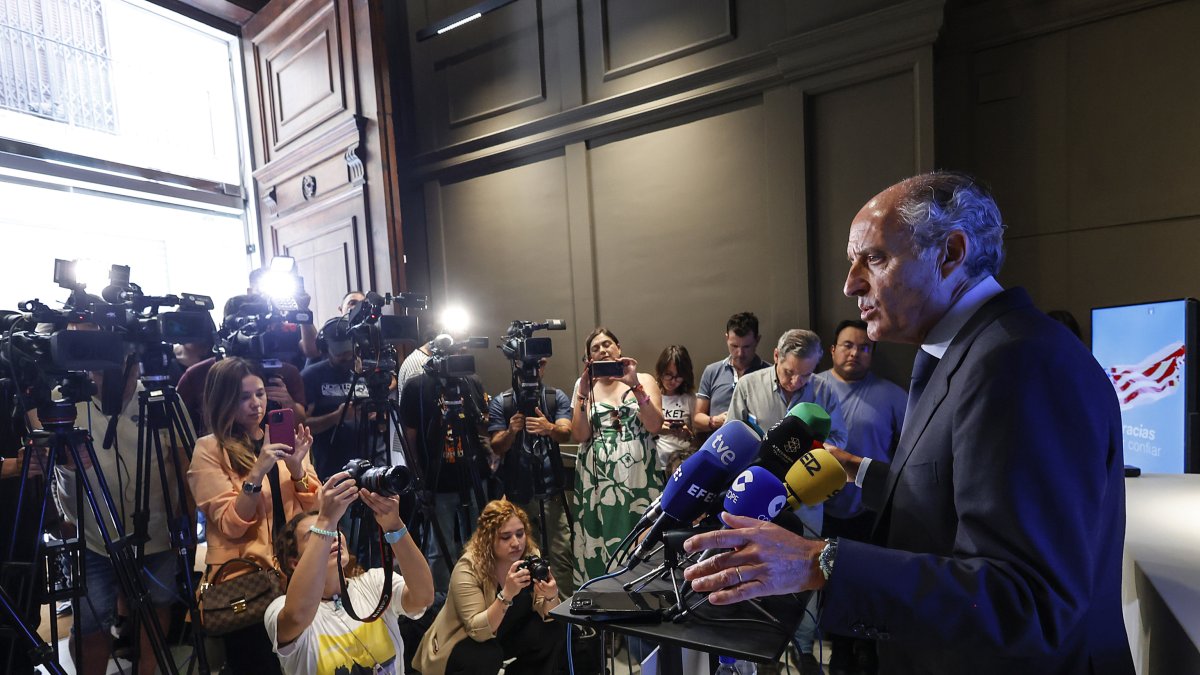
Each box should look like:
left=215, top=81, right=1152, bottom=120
left=267, top=408, right=296, bottom=451
left=499, top=319, right=566, bottom=416
left=342, top=290, right=425, bottom=346
left=518, top=554, right=551, bottom=582
left=569, top=590, right=671, bottom=621
left=589, top=360, right=624, bottom=379
left=424, top=333, right=488, bottom=379
left=342, top=459, right=412, bottom=497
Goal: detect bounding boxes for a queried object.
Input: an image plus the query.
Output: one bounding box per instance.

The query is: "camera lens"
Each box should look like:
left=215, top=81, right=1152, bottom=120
left=358, top=465, right=411, bottom=497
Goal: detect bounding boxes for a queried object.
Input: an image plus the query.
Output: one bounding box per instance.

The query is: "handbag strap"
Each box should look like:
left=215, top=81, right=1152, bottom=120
left=266, top=463, right=286, bottom=539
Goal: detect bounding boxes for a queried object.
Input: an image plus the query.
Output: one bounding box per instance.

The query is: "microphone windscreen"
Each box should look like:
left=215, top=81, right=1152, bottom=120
left=697, top=419, right=762, bottom=475
left=788, top=402, right=832, bottom=440
left=783, top=447, right=848, bottom=508
left=723, top=466, right=788, bottom=521
left=660, top=451, right=728, bottom=523
left=756, top=415, right=820, bottom=478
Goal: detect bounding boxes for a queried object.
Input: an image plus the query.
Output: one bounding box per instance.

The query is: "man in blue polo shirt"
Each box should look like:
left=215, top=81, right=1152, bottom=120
left=811, top=319, right=905, bottom=675
left=693, top=312, right=770, bottom=433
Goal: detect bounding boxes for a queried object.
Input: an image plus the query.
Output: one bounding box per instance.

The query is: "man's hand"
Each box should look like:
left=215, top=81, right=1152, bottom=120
left=710, top=412, right=728, bottom=430
left=524, top=408, right=555, bottom=436
left=507, top=412, right=526, bottom=434
left=682, top=513, right=826, bottom=604
left=265, top=377, right=296, bottom=410
left=825, top=445, right=862, bottom=484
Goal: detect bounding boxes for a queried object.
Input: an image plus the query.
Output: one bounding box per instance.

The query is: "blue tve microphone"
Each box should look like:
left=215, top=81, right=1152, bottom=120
left=626, top=451, right=733, bottom=566
left=700, top=419, right=763, bottom=476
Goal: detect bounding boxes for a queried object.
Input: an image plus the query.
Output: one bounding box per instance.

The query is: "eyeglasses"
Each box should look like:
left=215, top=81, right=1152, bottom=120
left=662, top=372, right=684, bottom=380
left=836, top=341, right=872, bottom=354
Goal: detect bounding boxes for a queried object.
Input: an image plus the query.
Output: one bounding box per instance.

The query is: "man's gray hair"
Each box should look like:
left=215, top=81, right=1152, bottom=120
left=896, top=171, right=1007, bottom=279
left=776, top=329, right=822, bottom=361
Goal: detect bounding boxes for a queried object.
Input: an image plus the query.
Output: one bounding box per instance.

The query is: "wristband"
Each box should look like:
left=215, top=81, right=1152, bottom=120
left=631, top=384, right=649, bottom=406
left=383, top=527, right=408, bottom=544
left=309, top=525, right=338, bottom=539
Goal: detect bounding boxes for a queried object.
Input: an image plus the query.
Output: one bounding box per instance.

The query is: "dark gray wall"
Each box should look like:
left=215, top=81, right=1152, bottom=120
left=396, top=0, right=942, bottom=391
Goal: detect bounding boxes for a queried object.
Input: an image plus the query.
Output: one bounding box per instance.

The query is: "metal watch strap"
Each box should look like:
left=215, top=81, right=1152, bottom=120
left=496, top=590, right=513, bottom=607
left=819, top=538, right=838, bottom=580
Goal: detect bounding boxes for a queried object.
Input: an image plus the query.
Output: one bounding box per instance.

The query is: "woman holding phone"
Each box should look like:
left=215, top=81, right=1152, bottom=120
left=188, top=357, right=319, bottom=675
left=569, top=327, right=663, bottom=585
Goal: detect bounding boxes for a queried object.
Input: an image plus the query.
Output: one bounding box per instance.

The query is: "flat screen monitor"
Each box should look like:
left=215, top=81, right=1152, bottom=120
left=1091, top=298, right=1197, bottom=474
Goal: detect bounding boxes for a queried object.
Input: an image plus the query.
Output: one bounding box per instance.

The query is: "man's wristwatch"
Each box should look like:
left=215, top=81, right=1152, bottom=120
left=819, top=538, right=838, bottom=581
left=496, top=590, right=513, bottom=607
left=242, top=480, right=263, bottom=495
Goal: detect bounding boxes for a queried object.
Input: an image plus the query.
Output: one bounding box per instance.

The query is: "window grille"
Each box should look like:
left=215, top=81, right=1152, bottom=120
left=0, top=0, right=117, bottom=133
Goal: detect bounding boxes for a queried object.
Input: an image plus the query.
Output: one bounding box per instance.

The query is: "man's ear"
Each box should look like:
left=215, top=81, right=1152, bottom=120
left=940, top=230, right=969, bottom=279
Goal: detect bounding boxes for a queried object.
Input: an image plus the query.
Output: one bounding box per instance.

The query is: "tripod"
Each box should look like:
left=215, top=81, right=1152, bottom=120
left=9, top=399, right=181, bottom=675
left=405, top=373, right=488, bottom=582
left=125, top=376, right=209, bottom=674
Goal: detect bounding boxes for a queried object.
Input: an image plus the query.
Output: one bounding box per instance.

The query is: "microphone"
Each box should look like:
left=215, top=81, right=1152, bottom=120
left=723, top=465, right=788, bottom=522
left=783, top=447, right=848, bottom=509
left=626, top=451, right=730, bottom=566
left=754, top=403, right=832, bottom=479
left=625, top=419, right=762, bottom=539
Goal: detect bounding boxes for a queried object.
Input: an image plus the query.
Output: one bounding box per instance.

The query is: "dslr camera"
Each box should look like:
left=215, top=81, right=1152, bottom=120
left=518, top=554, right=551, bottom=582
left=342, top=459, right=412, bottom=498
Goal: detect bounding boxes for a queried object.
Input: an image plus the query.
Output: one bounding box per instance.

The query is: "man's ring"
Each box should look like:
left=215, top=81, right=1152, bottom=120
left=734, top=566, right=745, bottom=584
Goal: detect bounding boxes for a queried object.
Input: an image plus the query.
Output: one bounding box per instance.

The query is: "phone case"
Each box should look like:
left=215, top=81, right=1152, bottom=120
left=267, top=408, right=296, bottom=450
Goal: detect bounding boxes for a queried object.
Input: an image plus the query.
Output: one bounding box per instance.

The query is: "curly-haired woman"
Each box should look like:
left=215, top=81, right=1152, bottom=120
left=413, top=499, right=565, bottom=675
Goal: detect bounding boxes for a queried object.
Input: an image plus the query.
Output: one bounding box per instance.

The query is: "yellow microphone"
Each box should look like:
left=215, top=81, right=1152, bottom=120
left=783, top=447, right=848, bottom=508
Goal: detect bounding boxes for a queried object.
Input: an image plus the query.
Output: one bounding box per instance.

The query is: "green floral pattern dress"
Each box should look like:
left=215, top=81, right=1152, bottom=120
left=572, top=393, right=661, bottom=587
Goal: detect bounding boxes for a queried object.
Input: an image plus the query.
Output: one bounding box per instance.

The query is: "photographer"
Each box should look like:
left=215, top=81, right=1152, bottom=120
left=265, top=472, right=433, bottom=675
left=413, top=499, right=565, bottom=675
left=0, top=381, right=44, bottom=675
left=486, top=357, right=575, bottom=595
left=176, top=295, right=307, bottom=436
left=301, top=318, right=374, bottom=480
left=49, top=331, right=191, bottom=675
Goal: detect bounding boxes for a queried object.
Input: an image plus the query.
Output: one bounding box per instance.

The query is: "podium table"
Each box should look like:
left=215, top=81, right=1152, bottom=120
left=551, top=561, right=808, bottom=675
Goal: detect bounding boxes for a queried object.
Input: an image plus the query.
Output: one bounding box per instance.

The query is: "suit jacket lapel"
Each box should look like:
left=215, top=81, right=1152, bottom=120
left=874, top=288, right=1035, bottom=532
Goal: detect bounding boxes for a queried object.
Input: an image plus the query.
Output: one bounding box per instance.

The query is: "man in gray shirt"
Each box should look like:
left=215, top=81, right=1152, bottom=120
left=812, top=319, right=905, bottom=675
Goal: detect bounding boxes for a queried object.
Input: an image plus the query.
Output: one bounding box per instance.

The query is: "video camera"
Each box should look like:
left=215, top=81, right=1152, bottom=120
left=0, top=259, right=214, bottom=417
left=218, top=256, right=313, bottom=365
left=424, top=333, right=488, bottom=379
left=499, top=320, right=565, bottom=416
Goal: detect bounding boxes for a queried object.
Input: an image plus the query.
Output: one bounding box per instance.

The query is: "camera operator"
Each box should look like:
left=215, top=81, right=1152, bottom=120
left=176, top=295, right=307, bottom=436
left=300, top=318, right=374, bottom=480
left=47, top=324, right=192, bottom=675
left=486, top=357, right=575, bottom=596
left=399, top=360, right=490, bottom=592
left=242, top=267, right=320, bottom=366
left=303, top=291, right=365, bottom=368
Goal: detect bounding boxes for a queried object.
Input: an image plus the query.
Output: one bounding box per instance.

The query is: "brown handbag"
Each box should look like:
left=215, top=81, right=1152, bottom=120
left=197, top=464, right=288, bottom=636
left=198, top=557, right=284, bottom=636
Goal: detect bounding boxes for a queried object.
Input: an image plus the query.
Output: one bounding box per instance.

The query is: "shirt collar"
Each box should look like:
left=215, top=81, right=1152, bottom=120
left=921, top=275, right=1003, bottom=359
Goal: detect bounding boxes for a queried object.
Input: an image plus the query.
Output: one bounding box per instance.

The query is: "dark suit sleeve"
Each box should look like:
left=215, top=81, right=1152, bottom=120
left=822, top=338, right=1123, bottom=656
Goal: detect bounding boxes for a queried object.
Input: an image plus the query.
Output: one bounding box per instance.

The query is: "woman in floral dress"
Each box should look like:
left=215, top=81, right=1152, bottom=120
left=569, top=327, right=665, bottom=586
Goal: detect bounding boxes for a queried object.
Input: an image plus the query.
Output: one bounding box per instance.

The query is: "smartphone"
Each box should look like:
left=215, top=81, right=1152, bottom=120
left=589, top=360, right=624, bottom=379
left=569, top=590, right=668, bottom=622
left=668, top=420, right=684, bottom=430
left=267, top=408, right=296, bottom=451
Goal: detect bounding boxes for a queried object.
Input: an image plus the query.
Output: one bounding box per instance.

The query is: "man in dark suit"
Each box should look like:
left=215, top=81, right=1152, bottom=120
left=683, top=172, right=1133, bottom=674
